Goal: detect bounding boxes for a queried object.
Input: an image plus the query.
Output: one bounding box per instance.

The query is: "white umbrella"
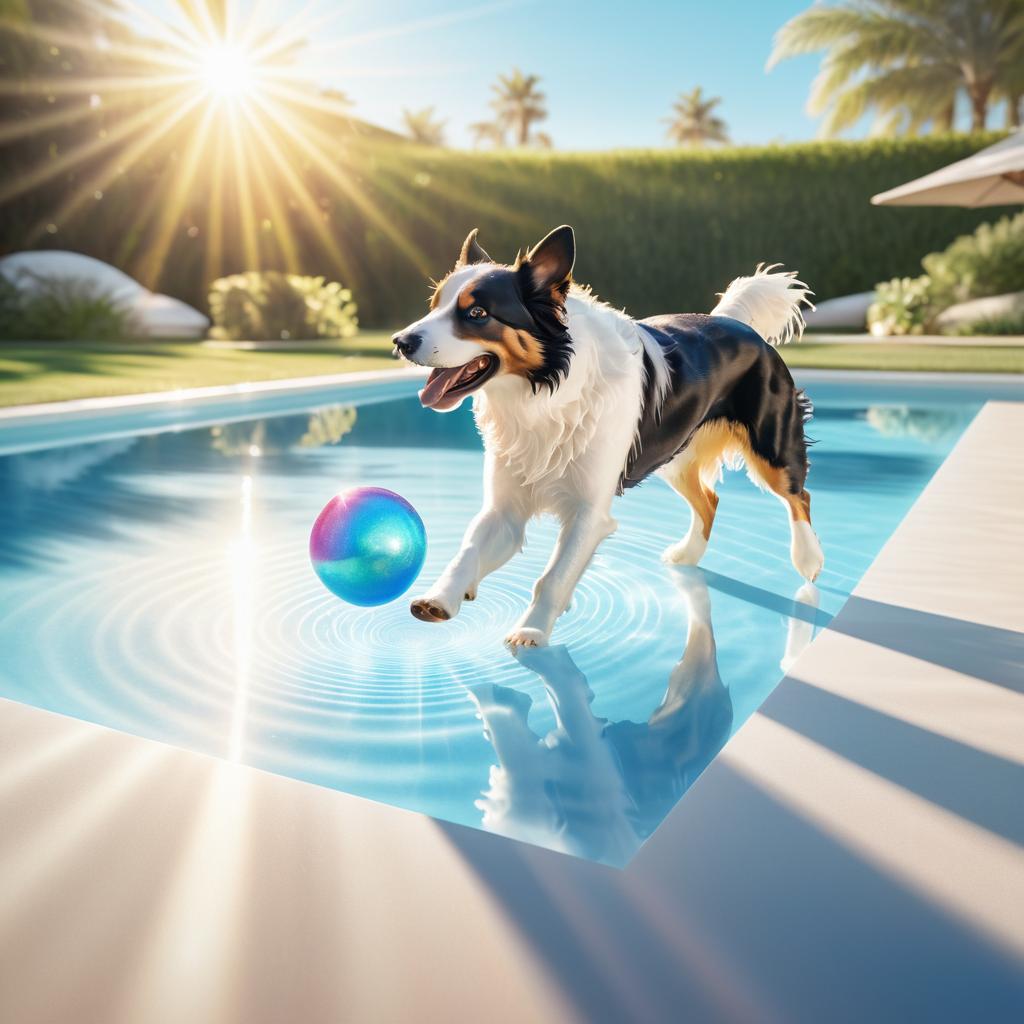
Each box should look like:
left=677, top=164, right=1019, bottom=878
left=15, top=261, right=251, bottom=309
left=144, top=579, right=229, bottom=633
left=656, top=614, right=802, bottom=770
left=871, top=130, right=1024, bottom=208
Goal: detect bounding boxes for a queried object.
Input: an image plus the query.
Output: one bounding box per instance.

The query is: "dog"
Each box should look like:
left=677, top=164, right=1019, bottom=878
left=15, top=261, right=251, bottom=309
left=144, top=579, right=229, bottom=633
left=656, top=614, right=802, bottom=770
left=392, top=225, right=824, bottom=649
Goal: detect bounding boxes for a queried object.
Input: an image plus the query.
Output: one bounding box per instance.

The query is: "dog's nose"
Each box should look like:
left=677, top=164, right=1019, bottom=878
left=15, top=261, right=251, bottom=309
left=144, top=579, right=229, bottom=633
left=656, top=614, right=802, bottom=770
left=392, top=331, right=422, bottom=358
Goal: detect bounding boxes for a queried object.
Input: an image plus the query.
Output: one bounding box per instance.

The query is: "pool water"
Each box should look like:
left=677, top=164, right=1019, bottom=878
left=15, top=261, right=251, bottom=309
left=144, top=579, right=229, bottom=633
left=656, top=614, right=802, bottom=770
left=0, top=377, right=1012, bottom=866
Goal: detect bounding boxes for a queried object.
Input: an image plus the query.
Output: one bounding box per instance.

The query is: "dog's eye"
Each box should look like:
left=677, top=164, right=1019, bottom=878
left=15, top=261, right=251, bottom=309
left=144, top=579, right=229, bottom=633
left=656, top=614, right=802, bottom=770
left=468, top=306, right=488, bottom=320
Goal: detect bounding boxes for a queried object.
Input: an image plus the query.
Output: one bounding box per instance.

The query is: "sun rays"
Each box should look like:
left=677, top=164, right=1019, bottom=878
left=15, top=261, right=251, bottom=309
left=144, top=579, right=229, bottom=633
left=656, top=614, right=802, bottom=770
left=0, top=0, right=457, bottom=295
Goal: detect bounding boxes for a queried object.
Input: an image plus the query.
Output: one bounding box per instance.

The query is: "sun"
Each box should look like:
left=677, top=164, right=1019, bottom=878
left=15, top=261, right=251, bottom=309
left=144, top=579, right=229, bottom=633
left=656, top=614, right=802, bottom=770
left=199, top=43, right=257, bottom=101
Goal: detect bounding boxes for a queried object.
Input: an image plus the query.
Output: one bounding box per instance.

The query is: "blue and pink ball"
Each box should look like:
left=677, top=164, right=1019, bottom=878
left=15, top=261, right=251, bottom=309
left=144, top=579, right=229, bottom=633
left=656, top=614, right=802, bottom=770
left=310, top=487, right=426, bottom=606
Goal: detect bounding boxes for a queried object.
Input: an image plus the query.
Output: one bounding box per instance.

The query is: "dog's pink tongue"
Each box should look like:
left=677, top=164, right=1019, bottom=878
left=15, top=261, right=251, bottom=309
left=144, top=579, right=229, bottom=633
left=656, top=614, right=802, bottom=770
left=419, top=367, right=464, bottom=410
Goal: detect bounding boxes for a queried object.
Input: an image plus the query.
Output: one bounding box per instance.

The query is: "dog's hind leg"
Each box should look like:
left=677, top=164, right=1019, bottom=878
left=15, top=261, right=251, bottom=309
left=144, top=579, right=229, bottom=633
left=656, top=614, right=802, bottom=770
left=777, top=481, right=824, bottom=583
left=658, top=423, right=730, bottom=566
left=733, top=370, right=824, bottom=582
left=660, top=461, right=718, bottom=566
left=744, top=451, right=824, bottom=583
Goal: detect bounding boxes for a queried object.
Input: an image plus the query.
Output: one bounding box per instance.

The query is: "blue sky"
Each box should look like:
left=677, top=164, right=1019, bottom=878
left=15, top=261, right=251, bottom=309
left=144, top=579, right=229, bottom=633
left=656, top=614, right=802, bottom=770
left=137, top=1, right=856, bottom=148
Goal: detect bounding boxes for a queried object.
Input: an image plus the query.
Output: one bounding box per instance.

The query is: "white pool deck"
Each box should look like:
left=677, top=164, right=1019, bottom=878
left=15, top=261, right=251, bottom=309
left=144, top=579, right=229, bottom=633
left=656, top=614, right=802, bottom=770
left=0, top=382, right=1022, bottom=1023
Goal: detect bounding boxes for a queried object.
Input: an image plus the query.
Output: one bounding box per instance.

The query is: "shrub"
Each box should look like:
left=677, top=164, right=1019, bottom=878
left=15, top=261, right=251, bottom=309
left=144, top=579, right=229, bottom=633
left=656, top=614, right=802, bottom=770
left=208, top=271, right=358, bottom=341
left=867, top=275, right=938, bottom=336
left=0, top=274, right=137, bottom=341
left=869, top=212, right=1024, bottom=335
left=922, top=211, right=1024, bottom=307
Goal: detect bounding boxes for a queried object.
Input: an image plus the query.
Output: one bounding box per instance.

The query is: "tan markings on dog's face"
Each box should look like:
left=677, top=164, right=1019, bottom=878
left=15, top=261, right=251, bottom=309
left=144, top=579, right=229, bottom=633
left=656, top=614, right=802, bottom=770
left=452, top=281, right=544, bottom=377
left=428, top=262, right=486, bottom=312
left=496, top=324, right=545, bottom=376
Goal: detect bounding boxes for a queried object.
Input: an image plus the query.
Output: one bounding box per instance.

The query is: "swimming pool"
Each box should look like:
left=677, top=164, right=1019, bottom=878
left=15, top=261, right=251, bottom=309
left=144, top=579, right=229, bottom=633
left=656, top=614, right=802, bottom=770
left=0, top=373, right=1019, bottom=867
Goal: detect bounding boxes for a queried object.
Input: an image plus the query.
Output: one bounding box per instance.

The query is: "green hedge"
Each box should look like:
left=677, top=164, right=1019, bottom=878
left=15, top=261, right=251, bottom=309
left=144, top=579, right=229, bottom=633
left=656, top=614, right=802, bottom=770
left=2, top=133, right=1013, bottom=328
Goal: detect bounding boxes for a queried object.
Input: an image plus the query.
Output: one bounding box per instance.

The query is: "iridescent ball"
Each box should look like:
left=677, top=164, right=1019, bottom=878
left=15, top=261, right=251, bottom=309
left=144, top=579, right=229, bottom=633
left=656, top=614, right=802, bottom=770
left=310, top=487, right=426, bottom=606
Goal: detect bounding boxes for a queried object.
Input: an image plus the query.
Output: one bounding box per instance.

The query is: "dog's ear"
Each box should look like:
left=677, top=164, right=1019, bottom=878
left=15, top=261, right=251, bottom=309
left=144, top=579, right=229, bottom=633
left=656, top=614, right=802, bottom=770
left=520, top=225, right=575, bottom=293
left=456, top=228, right=491, bottom=267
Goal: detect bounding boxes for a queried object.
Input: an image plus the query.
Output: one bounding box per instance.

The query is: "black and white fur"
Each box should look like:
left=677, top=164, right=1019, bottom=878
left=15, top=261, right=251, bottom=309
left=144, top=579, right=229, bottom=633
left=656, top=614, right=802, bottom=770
left=392, top=225, right=823, bottom=648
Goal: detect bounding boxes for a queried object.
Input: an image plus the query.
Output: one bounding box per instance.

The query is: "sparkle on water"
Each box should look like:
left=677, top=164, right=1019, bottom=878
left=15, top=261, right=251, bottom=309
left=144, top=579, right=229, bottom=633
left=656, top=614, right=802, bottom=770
left=0, top=377, right=1008, bottom=867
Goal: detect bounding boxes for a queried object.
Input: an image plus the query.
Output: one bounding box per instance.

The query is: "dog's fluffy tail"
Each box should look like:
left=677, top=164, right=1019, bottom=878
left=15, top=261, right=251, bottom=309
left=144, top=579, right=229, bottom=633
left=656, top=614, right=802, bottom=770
left=711, top=264, right=813, bottom=346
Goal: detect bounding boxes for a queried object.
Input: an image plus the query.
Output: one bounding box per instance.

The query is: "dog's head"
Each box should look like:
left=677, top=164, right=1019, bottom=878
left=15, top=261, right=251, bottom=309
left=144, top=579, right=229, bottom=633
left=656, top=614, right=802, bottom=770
left=393, top=225, right=575, bottom=412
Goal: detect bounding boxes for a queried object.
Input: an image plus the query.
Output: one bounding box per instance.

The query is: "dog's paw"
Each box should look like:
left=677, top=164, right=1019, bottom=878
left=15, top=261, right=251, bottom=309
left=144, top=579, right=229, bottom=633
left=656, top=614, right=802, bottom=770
left=791, top=523, right=824, bottom=582
left=464, top=586, right=477, bottom=601
left=503, top=626, right=548, bottom=650
left=410, top=595, right=453, bottom=623
left=661, top=535, right=707, bottom=566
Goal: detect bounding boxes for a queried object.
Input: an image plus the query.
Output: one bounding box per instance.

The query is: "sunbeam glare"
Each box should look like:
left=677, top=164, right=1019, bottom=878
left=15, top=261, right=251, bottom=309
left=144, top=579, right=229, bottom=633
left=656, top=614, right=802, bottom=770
left=198, top=42, right=257, bottom=101
left=1, top=0, right=437, bottom=298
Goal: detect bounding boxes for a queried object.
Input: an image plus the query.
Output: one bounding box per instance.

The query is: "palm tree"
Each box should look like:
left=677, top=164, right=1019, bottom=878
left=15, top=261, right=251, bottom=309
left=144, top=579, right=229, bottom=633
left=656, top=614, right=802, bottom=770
left=664, top=87, right=730, bottom=146
left=997, top=43, right=1024, bottom=128
left=469, top=119, right=506, bottom=148
left=401, top=106, right=446, bottom=146
left=768, top=0, right=1024, bottom=135
left=1006, top=91, right=1024, bottom=129
left=489, top=69, right=549, bottom=148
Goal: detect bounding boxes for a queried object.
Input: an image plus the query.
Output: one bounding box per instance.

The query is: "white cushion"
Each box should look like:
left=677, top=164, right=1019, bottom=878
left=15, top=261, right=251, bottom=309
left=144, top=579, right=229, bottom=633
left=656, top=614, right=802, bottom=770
left=803, top=291, right=875, bottom=331
left=934, top=291, right=1024, bottom=331
left=0, top=250, right=209, bottom=338
left=134, top=291, right=209, bottom=338
left=0, top=250, right=146, bottom=305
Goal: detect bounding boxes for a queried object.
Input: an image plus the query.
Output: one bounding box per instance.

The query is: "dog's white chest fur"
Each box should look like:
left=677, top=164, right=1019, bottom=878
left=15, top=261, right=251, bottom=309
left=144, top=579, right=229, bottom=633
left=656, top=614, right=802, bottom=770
left=473, top=383, right=602, bottom=496
left=472, top=291, right=648, bottom=514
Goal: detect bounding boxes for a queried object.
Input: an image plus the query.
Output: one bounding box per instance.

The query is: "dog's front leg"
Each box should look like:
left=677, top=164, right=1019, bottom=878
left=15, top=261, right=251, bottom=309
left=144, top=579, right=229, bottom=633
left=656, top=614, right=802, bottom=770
left=505, top=505, right=616, bottom=648
left=410, top=506, right=527, bottom=623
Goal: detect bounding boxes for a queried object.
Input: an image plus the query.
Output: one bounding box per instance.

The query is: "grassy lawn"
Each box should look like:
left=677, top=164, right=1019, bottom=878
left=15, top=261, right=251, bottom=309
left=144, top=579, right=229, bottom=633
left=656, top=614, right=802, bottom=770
left=0, top=333, right=398, bottom=408
left=0, top=333, right=1021, bottom=409
left=782, top=342, right=1024, bottom=375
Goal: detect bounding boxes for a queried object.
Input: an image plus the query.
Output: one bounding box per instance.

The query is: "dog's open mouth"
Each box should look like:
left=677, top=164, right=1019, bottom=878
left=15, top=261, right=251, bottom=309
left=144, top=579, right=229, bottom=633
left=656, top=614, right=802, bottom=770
left=419, top=353, right=499, bottom=411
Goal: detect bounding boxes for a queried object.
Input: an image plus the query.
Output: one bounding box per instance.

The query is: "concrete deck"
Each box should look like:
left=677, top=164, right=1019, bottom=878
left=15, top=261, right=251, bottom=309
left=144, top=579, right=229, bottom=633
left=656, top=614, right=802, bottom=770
left=1, top=401, right=1022, bottom=1023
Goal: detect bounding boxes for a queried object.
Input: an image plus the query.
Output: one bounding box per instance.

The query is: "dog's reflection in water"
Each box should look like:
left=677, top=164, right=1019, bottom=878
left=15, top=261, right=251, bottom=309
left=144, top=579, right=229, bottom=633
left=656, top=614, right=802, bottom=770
left=467, top=568, right=818, bottom=866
